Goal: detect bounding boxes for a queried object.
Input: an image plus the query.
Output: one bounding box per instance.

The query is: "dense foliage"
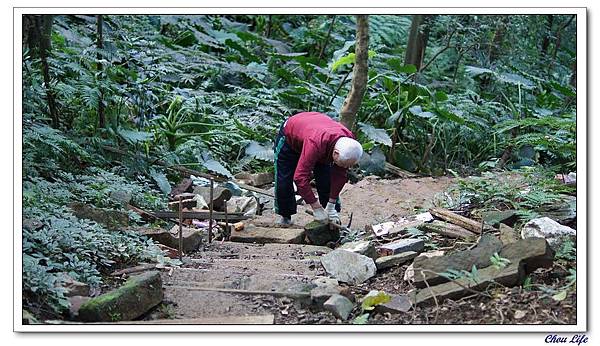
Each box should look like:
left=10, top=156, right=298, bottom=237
left=21, top=14, right=577, bottom=318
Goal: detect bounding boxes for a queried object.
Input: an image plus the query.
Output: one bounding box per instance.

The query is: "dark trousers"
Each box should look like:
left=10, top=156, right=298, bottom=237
left=273, top=122, right=340, bottom=218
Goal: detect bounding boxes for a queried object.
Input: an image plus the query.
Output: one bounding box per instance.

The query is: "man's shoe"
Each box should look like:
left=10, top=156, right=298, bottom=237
left=279, top=216, right=292, bottom=225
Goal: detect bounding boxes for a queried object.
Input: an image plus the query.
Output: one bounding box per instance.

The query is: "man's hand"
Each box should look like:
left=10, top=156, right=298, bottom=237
left=312, top=206, right=328, bottom=223
left=325, top=202, right=340, bottom=225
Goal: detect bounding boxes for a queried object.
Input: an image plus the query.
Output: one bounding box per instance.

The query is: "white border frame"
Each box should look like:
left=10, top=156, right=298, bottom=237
left=13, top=7, right=587, bottom=333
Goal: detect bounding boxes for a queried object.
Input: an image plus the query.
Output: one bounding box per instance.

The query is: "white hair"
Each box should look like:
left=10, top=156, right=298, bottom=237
left=334, top=137, right=363, bottom=162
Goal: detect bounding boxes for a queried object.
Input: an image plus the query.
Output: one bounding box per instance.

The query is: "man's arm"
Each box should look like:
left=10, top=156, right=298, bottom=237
left=329, top=164, right=348, bottom=201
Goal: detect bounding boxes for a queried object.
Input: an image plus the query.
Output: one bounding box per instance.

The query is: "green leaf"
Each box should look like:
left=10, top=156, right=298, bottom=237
left=397, top=64, right=417, bottom=74
left=552, top=290, right=567, bottom=301
left=201, top=158, right=233, bottom=179
left=245, top=141, right=274, bottom=162
left=358, top=122, right=392, bottom=147
left=434, top=91, right=448, bottom=102
left=352, top=313, right=370, bottom=324
left=465, top=65, right=495, bottom=77
left=118, top=129, right=153, bottom=144
left=361, top=291, right=391, bottom=311
left=149, top=169, right=171, bottom=195
left=331, top=52, right=356, bottom=72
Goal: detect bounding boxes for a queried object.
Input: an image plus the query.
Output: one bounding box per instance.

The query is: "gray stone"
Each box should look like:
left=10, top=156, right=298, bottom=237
left=70, top=202, right=129, bottom=230
left=304, top=221, right=340, bottom=246
left=323, top=294, right=354, bottom=320
left=521, top=217, right=576, bottom=250
left=482, top=210, right=518, bottom=227
left=109, top=190, right=133, bottom=205
left=375, top=294, right=412, bottom=314
left=375, top=251, right=418, bottom=270
left=60, top=275, right=90, bottom=297
left=320, top=249, right=377, bottom=285
left=412, top=234, right=502, bottom=288
left=339, top=240, right=378, bottom=259
left=78, top=271, right=163, bottom=322
left=403, top=250, right=445, bottom=282
left=499, top=223, right=518, bottom=245
left=230, top=225, right=305, bottom=244
left=377, top=238, right=424, bottom=256
left=193, top=186, right=232, bottom=210
left=138, top=226, right=203, bottom=253
left=68, top=295, right=91, bottom=320
left=535, top=195, right=576, bottom=226
left=310, top=284, right=342, bottom=308
left=500, top=237, right=555, bottom=273
left=22, top=309, right=39, bottom=324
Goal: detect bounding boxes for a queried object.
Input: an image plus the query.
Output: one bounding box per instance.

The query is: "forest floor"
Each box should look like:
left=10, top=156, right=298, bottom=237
left=140, top=176, right=576, bottom=325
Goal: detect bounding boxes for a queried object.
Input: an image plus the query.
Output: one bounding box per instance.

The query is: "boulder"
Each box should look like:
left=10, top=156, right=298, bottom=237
left=535, top=195, right=576, bottom=226
left=500, top=237, right=555, bottom=273
left=310, top=280, right=343, bottom=308
left=323, top=294, right=354, bottom=320
left=320, top=249, right=377, bottom=285
left=304, top=221, right=340, bottom=246
left=339, top=240, right=377, bottom=259
left=193, top=186, right=232, bottom=211
left=59, top=274, right=90, bottom=297
left=78, top=271, right=163, bottom=322
left=521, top=217, right=576, bottom=250
left=68, top=295, right=91, bottom=320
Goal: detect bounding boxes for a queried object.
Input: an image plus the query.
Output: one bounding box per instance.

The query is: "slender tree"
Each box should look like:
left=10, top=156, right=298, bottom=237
left=404, top=15, right=430, bottom=71
left=96, top=15, right=105, bottom=129
left=33, top=15, right=59, bottom=128
left=339, top=15, right=369, bottom=131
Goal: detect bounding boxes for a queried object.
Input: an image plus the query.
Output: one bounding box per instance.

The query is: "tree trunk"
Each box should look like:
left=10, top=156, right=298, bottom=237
left=97, top=15, right=105, bottom=129
left=552, top=15, right=575, bottom=59
left=570, top=60, right=576, bottom=88
left=339, top=15, right=369, bottom=131
left=36, top=15, right=59, bottom=128
left=404, top=15, right=430, bottom=71
left=541, top=15, right=554, bottom=55
left=488, top=16, right=508, bottom=64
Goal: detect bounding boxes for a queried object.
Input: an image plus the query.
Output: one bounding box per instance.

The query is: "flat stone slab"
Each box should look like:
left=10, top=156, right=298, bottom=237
left=412, top=234, right=502, bottom=288
left=368, top=212, right=433, bottom=237
left=419, top=220, right=478, bottom=239
left=78, top=271, right=163, bottom=322
left=375, top=251, right=418, bottom=270
left=412, top=262, right=522, bottom=306
left=499, top=223, right=518, bottom=245
left=377, top=238, right=424, bottom=256
left=70, top=202, right=129, bottom=230
left=521, top=217, right=576, bottom=250
left=320, top=249, right=377, bottom=285
left=482, top=210, right=518, bottom=227
left=499, top=237, right=554, bottom=273
left=230, top=225, right=305, bottom=244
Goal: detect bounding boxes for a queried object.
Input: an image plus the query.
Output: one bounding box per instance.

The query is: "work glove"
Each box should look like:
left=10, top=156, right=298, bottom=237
left=312, top=206, right=328, bottom=224
left=325, top=202, right=341, bottom=225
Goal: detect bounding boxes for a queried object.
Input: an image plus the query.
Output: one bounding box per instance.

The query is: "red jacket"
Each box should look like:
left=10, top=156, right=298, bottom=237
left=283, top=112, right=355, bottom=205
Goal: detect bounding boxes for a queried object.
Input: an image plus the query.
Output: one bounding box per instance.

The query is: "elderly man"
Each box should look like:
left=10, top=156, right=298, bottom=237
left=273, top=112, right=363, bottom=225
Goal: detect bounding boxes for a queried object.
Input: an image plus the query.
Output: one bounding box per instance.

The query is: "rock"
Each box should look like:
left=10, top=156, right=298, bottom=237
left=535, top=195, right=576, bottom=226
left=138, top=226, right=203, bottom=253
left=499, top=223, right=518, bottom=245
left=375, top=251, right=418, bottom=270
left=22, top=218, right=44, bottom=231
left=339, top=240, right=377, bottom=259
left=68, top=295, right=91, bottom=320
left=230, top=225, right=305, bottom=244
left=412, top=262, right=523, bottom=306
left=169, top=178, right=193, bottom=198
left=193, top=186, right=233, bottom=210
left=377, top=238, right=424, bottom=256
left=375, top=294, right=412, bottom=314
left=22, top=309, right=39, bottom=324
left=500, top=237, right=554, bottom=273
left=320, top=249, right=377, bottom=284
left=323, top=294, right=354, bottom=320
left=412, top=234, right=502, bottom=288
left=234, top=172, right=274, bottom=187
left=70, top=202, right=129, bottom=230
left=227, top=196, right=258, bottom=216
left=521, top=217, right=576, bottom=250
left=310, top=283, right=342, bottom=308
left=109, top=190, right=133, bottom=206
left=78, top=271, right=163, bottom=322
left=418, top=220, right=477, bottom=239
left=482, top=210, right=518, bottom=227
left=404, top=250, right=445, bottom=282
left=60, top=275, right=90, bottom=297
left=304, top=221, right=340, bottom=246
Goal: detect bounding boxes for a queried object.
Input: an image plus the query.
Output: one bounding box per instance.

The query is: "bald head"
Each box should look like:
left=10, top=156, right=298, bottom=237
left=333, top=137, right=363, bottom=168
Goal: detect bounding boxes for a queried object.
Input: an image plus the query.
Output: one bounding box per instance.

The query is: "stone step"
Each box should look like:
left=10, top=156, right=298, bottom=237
left=230, top=226, right=305, bottom=244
